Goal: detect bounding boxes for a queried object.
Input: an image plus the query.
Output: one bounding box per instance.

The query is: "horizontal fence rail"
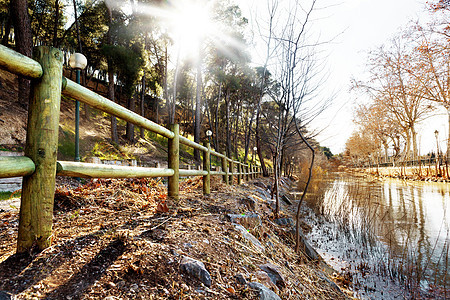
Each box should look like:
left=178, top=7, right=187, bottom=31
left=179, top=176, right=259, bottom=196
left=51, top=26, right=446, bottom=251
left=0, top=44, right=43, bottom=79
left=0, top=156, right=35, bottom=178
left=0, top=45, right=268, bottom=253
left=56, top=161, right=175, bottom=178
left=62, top=78, right=175, bottom=139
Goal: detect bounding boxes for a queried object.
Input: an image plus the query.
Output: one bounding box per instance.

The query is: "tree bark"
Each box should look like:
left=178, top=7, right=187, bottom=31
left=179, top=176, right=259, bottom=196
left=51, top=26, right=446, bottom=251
left=10, top=0, right=32, bottom=109
left=225, top=89, right=231, bottom=158
left=194, top=48, right=202, bottom=162
left=126, top=94, right=136, bottom=143
left=447, top=107, right=450, bottom=164
left=140, top=72, right=146, bottom=139
left=107, top=6, right=118, bottom=144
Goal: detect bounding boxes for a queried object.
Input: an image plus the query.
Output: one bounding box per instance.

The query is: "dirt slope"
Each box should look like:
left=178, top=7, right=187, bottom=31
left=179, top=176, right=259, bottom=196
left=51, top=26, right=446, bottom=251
left=0, top=176, right=351, bottom=299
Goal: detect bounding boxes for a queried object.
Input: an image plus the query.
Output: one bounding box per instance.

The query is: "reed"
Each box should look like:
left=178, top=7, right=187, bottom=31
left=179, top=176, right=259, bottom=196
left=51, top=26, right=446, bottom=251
left=310, top=172, right=449, bottom=298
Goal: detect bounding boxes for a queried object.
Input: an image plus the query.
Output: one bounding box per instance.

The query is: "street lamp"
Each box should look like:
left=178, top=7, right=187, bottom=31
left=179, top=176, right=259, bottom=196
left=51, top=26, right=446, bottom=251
left=435, top=130, right=440, bottom=169
left=206, top=130, right=212, bottom=170
left=69, top=53, right=87, bottom=162
left=253, top=146, right=257, bottom=163
left=206, top=130, right=212, bottom=143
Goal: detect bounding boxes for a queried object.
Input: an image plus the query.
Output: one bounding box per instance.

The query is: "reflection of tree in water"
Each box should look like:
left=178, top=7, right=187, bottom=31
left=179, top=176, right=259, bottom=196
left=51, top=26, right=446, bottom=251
left=316, top=173, right=449, bottom=296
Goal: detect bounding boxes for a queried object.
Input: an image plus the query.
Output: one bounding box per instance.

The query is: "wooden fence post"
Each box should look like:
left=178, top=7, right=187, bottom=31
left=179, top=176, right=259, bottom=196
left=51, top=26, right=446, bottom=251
left=222, top=153, right=229, bottom=185
left=203, top=141, right=210, bottom=195
left=246, top=164, right=249, bottom=181
left=168, top=124, right=179, bottom=201
left=229, top=160, right=234, bottom=185
left=237, top=162, right=242, bottom=185
left=17, top=46, right=63, bottom=253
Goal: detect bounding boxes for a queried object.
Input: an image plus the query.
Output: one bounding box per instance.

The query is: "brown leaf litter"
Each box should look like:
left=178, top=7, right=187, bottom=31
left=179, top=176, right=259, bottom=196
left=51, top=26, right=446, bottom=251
left=0, top=176, right=352, bottom=299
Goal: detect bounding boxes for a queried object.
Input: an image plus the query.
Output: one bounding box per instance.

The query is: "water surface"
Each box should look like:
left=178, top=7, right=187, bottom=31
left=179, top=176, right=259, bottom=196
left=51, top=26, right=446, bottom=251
left=303, top=172, right=449, bottom=299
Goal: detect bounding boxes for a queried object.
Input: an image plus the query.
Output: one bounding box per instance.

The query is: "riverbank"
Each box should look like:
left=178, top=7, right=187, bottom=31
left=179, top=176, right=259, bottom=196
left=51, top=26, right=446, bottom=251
left=357, top=165, right=450, bottom=182
left=303, top=171, right=449, bottom=299
left=0, top=176, right=351, bottom=299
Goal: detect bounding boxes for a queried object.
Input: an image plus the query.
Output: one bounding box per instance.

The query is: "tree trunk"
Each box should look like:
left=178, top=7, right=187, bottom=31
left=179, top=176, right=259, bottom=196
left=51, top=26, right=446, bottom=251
left=411, top=125, right=418, bottom=162
left=214, top=82, right=222, bottom=152
left=52, top=0, right=59, bottom=47
left=10, top=0, right=32, bottom=109
left=107, top=6, right=118, bottom=144
left=140, top=72, right=146, bottom=139
left=126, top=94, right=135, bottom=143
left=225, top=89, right=231, bottom=158
left=244, top=107, right=255, bottom=164
left=274, top=153, right=280, bottom=217
left=1, top=12, right=11, bottom=46
left=447, top=107, right=450, bottom=164
left=255, top=107, right=268, bottom=176
left=163, top=46, right=168, bottom=124
left=194, top=49, right=202, bottom=162
left=170, top=47, right=180, bottom=124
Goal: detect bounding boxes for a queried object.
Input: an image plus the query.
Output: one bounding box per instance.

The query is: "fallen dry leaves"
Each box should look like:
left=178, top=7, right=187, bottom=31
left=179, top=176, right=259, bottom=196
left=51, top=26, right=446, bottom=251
left=0, top=176, right=350, bottom=299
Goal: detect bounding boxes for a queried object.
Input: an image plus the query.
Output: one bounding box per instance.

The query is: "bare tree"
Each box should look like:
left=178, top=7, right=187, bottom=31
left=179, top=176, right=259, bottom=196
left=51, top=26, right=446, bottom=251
left=255, top=0, right=331, bottom=253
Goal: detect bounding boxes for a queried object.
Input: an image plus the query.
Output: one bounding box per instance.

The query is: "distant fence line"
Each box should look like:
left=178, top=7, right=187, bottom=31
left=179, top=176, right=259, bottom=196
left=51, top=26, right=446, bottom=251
left=361, top=157, right=444, bottom=168
left=0, top=45, right=271, bottom=253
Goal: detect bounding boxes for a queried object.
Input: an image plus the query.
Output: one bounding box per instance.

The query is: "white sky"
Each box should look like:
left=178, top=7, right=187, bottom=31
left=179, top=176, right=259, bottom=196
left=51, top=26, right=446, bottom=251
left=242, top=0, right=447, bottom=155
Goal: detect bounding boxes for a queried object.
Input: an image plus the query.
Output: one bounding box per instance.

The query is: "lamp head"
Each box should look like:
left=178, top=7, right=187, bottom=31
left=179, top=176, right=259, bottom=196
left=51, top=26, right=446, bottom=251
left=206, top=130, right=212, bottom=137
left=69, top=53, right=87, bottom=70
left=253, top=147, right=257, bottom=151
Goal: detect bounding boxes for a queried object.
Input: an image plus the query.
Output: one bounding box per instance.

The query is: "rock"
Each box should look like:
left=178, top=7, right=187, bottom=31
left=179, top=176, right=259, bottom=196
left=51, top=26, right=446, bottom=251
left=180, top=256, right=212, bottom=287
left=259, top=263, right=286, bottom=289
left=248, top=194, right=266, bottom=203
left=235, top=273, right=247, bottom=285
left=0, top=291, right=14, bottom=300
left=254, top=186, right=271, bottom=200
left=316, top=271, right=343, bottom=294
left=253, top=181, right=268, bottom=190
left=227, top=213, right=262, bottom=230
left=255, top=271, right=278, bottom=291
left=140, top=228, right=167, bottom=241
left=274, top=218, right=294, bottom=227
left=233, top=224, right=264, bottom=252
left=288, top=228, right=321, bottom=261
left=281, top=194, right=292, bottom=205
left=248, top=282, right=281, bottom=300
left=240, top=196, right=256, bottom=210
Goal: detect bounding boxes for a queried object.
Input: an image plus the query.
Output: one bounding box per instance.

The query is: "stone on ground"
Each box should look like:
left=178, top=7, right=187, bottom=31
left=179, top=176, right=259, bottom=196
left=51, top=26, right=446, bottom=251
left=179, top=256, right=212, bottom=287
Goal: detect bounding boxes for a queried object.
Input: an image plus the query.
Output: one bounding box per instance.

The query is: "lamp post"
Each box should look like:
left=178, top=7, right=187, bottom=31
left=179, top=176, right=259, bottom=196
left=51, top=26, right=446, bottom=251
left=206, top=130, right=212, bottom=170
left=253, top=146, right=257, bottom=164
left=69, top=53, right=87, bottom=162
left=435, top=130, right=440, bottom=174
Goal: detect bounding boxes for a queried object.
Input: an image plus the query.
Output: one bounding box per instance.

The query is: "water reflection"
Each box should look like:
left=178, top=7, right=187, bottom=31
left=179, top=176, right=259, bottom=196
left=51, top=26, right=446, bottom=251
left=307, top=173, right=449, bottom=298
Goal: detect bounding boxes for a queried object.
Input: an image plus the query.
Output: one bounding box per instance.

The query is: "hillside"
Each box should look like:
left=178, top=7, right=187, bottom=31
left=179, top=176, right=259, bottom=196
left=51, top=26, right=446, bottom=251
left=0, top=70, right=351, bottom=299
left=0, top=68, right=171, bottom=165
left=0, top=176, right=350, bottom=299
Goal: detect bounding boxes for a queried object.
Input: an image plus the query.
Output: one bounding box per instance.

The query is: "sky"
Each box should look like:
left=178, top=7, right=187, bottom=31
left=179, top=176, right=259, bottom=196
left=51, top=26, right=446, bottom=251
left=242, top=0, right=446, bottom=155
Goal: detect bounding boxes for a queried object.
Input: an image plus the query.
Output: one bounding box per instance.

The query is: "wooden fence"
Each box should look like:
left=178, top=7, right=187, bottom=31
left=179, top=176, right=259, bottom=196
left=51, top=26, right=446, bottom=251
left=0, top=46, right=267, bottom=253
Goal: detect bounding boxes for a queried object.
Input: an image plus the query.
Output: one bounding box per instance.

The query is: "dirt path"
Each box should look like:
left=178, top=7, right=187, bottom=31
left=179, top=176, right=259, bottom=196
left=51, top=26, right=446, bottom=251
left=0, top=198, right=20, bottom=212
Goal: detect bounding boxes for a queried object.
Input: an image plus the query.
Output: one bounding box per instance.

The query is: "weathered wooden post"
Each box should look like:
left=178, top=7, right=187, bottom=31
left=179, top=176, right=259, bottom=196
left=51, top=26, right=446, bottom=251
left=229, top=160, right=234, bottom=185
left=237, top=162, right=242, bottom=185
left=168, top=124, right=179, bottom=201
left=222, top=152, right=229, bottom=185
left=246, top=164, right=249, bottom=181
left=202, top=141, right=210, bottom=195
left=17, top=46, right=63, bottom=253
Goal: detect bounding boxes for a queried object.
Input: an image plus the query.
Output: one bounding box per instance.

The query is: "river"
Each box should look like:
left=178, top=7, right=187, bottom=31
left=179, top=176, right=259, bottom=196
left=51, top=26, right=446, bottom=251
left=302, top=172, right=449, bottom=299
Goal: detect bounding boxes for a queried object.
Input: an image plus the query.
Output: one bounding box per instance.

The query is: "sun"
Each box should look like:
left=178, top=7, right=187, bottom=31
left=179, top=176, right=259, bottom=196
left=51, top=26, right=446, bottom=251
left=168, top=0, right=214, bottom=58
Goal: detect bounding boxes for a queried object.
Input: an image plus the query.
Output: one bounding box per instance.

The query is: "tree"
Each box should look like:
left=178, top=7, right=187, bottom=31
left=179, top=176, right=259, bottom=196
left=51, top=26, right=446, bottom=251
left=254, top=0, right=330, bottom=253
left=10, top=0, right=32, bottom=108
left=352, top=36, right=435, bottom=162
